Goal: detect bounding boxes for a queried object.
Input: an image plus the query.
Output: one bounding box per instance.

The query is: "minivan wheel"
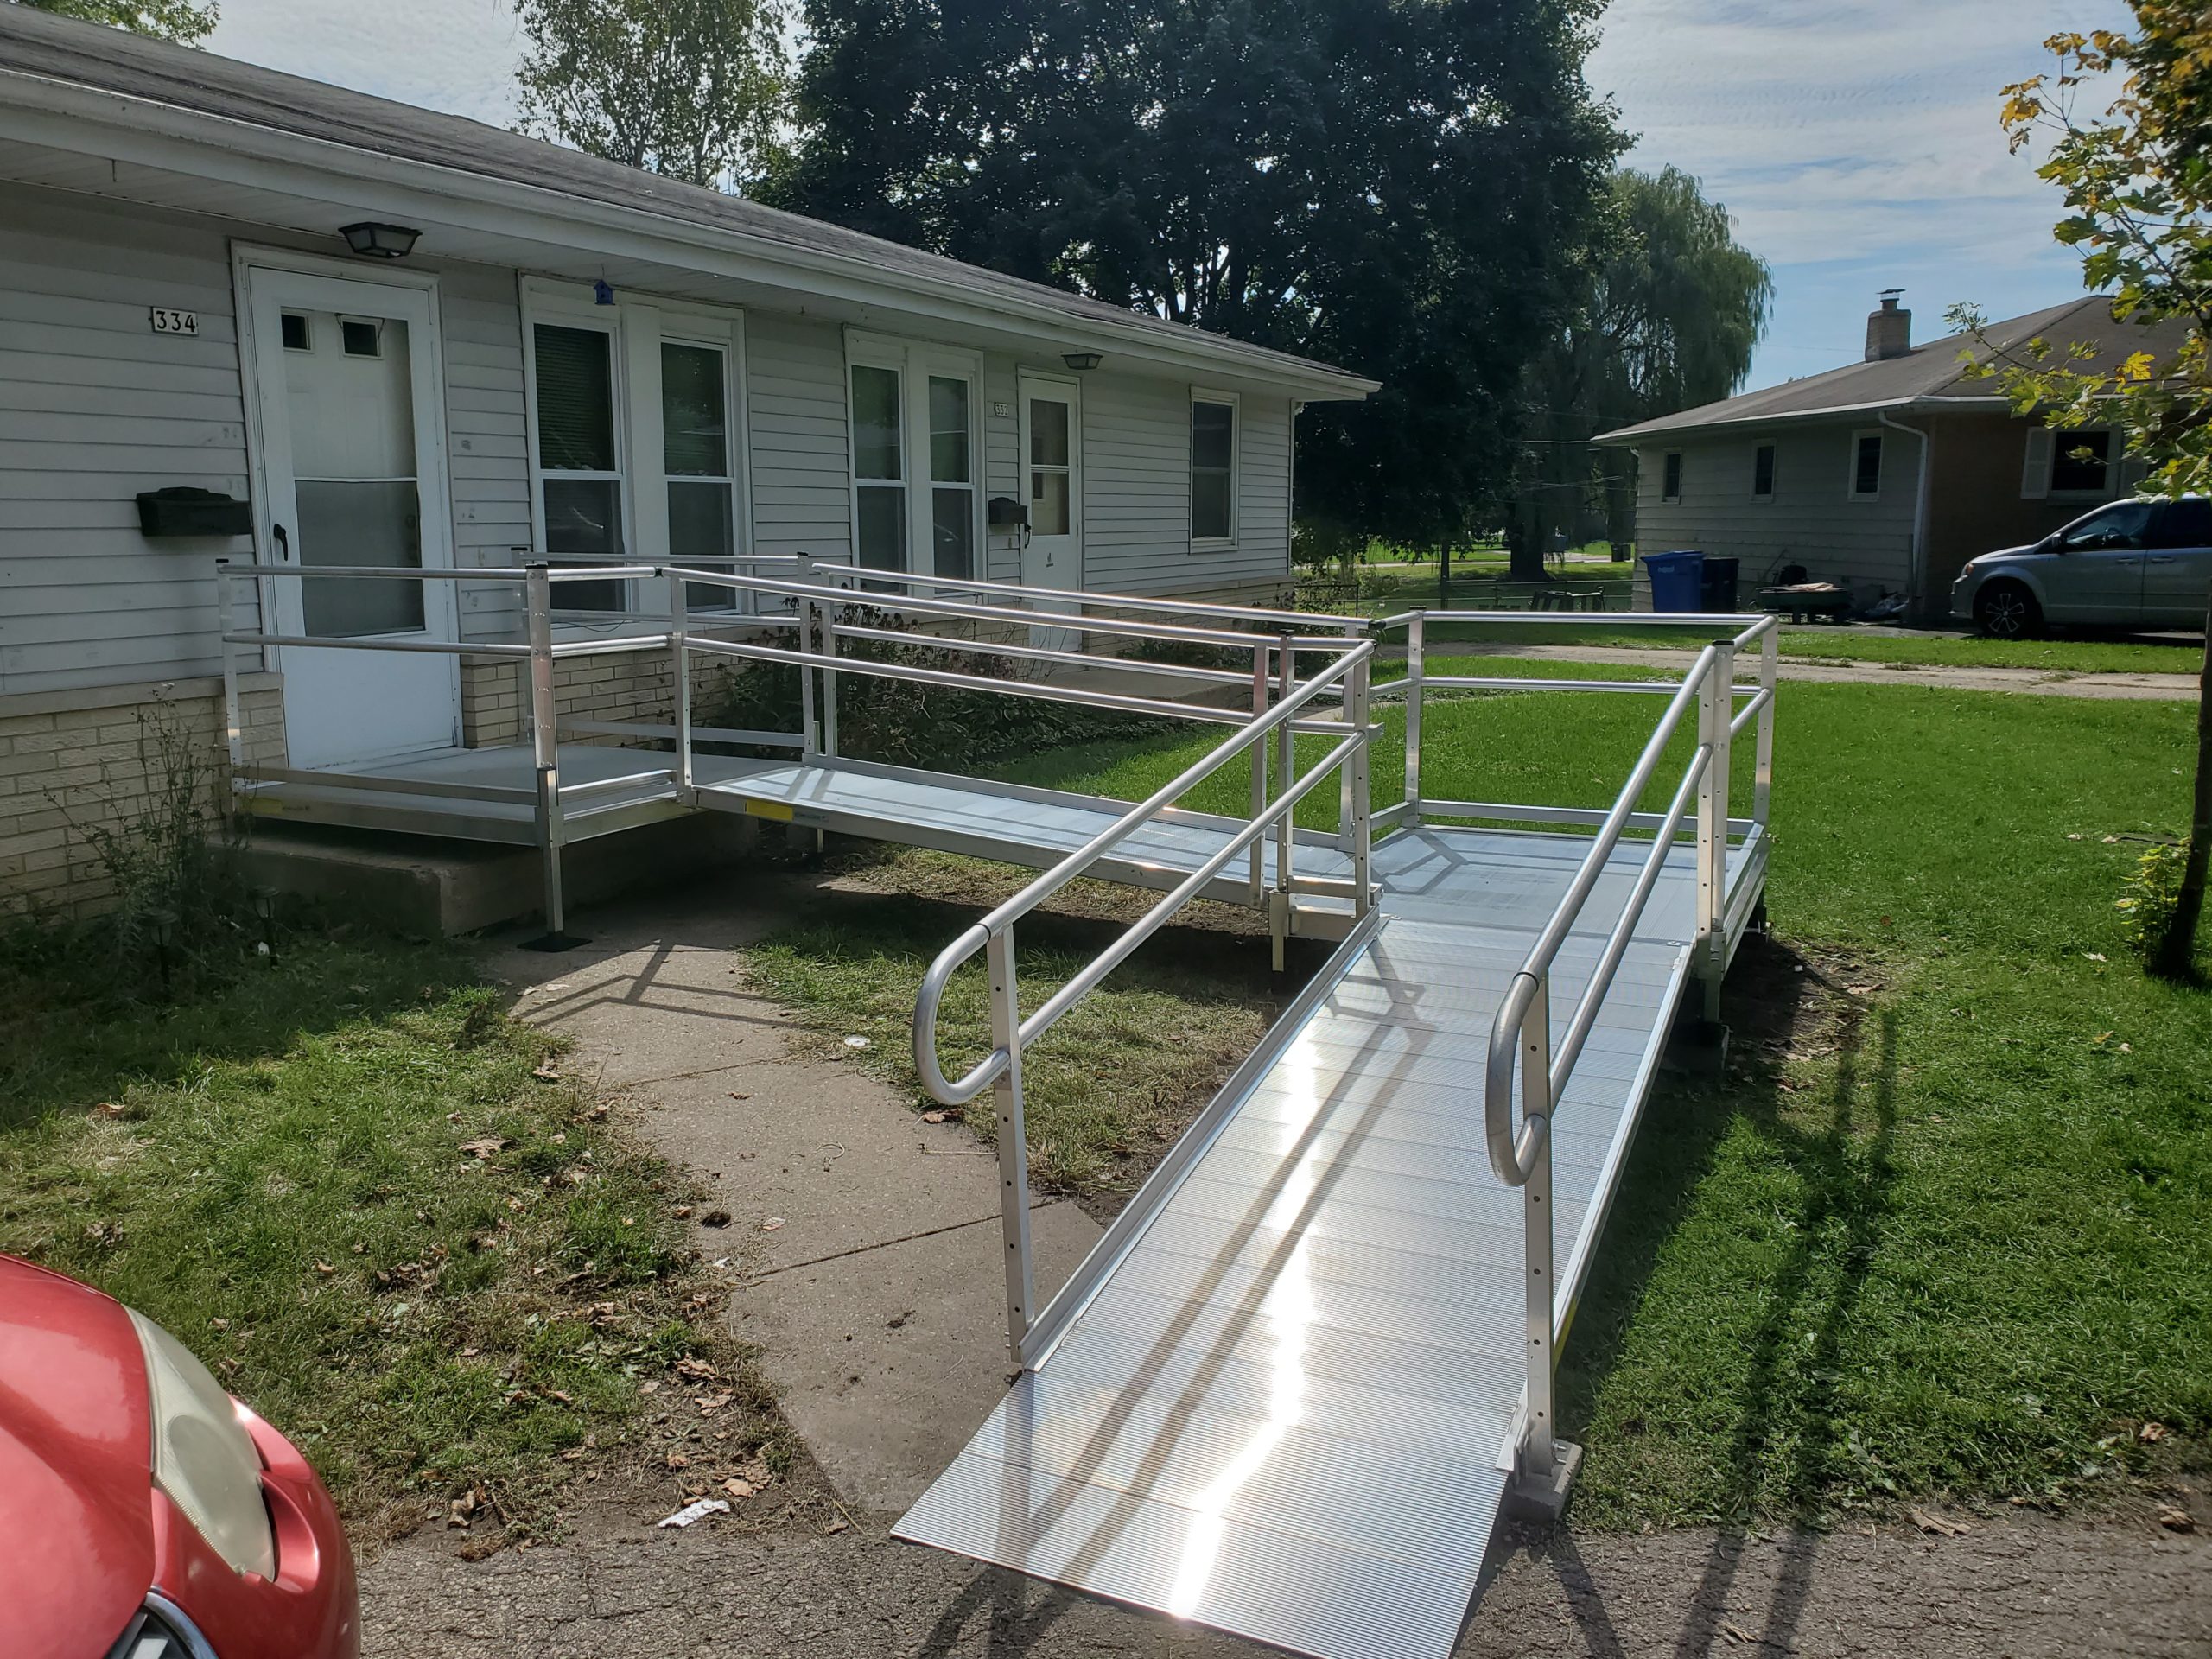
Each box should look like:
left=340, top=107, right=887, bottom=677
left=1974, top=581, right=2041, bottom=639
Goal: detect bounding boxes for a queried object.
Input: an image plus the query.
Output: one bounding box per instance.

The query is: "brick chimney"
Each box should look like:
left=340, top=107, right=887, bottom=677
left=1866, top=289, right=1912, bottom=361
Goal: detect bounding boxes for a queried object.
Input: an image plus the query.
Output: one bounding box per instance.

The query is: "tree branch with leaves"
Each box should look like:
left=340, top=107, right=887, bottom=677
left=1954, top=4, right=2210, bottom=976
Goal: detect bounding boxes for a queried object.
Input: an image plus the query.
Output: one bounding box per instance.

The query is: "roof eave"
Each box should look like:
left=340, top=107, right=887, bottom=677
left=0, top=67, right=1379, bottom=402
left=1593, top=392, right=2012, bottom=446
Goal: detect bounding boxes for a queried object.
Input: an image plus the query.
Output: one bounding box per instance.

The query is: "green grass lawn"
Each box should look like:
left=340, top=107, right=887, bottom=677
left=1395, top=613, right=2207, bottom=676
left=0, top=936, right=790, bottom=1539
left=754, top=679, right=2209, bottom=1529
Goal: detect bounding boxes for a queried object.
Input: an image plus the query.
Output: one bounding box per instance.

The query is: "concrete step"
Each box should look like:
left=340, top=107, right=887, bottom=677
left=232, top=813, right=756, bottom=938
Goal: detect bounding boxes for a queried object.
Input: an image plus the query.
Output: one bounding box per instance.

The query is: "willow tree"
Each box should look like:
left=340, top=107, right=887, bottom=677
left=1507, top=166, right=1772, bottom=579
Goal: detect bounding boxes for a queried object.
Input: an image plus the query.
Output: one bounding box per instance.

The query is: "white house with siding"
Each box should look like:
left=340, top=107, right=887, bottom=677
left=0, top=9, right=1373, bottom=914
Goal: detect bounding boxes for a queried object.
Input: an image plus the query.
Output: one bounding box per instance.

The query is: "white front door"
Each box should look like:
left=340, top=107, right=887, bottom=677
left=242, top=264, right=460, bottom=769
left=1018, top=374, right=1081, bottom=645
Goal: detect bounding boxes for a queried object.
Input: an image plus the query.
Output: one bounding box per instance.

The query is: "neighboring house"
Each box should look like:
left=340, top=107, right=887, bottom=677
left=1598, top=293, right=2184, bottom=622
left=0, top=9, right=1373, bottom=914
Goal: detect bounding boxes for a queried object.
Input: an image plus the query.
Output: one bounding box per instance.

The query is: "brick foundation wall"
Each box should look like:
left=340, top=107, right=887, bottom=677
left=459, top=648, right=741, bottom=748
left=0, top=676, right=285, bottom=919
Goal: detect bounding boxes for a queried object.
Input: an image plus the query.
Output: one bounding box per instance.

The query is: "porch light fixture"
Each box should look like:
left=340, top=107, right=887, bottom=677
left=1062, top=352, right=1103, bottom=372
left=340, top=221, right=421, bottom=259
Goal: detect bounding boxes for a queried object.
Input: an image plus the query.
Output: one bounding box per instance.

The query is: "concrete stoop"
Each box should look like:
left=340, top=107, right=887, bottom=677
left=232, top=813, right=757, bottom=938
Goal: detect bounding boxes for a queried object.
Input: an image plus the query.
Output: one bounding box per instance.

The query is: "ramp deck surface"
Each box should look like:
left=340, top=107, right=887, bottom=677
left=893, top=824, right=1758, bottom=1659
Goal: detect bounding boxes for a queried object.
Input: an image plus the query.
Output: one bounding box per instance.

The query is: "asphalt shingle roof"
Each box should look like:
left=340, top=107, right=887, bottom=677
left=1597, top=296, right=2178, bottom=443
left=0, top=7, right=1370, bottom=393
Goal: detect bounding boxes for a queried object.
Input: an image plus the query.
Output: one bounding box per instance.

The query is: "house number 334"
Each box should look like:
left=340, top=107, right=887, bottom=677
left=149, top=307, right=199, bottom=335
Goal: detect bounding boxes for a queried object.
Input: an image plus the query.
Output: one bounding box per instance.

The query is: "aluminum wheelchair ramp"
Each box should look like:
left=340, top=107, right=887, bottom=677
left=895, top=825, right=1727, bottom=1659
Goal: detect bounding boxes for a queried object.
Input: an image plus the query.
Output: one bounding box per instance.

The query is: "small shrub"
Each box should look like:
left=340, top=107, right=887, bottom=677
left=702, top=603, right=1163, bottom=770
left=2115, top=840, right=2189, bottom=960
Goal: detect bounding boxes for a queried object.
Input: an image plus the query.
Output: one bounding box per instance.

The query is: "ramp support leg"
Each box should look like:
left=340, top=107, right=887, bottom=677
left=524, top=563, right=575, bottom=948
left=988, top=928, right=1034, bottom=1367
left=1506, top=975, right=1585, bottom=1521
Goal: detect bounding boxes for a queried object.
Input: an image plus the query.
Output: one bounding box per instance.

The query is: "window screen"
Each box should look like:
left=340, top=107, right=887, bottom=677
left=1853, top=434, right=1883, bottom=497
left=1191, top=400, right=1234, bottom=541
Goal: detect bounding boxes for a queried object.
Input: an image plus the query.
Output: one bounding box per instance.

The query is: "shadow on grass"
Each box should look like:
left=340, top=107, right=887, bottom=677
left=0, top=932, right=480, bottom=1135
left=1514, top=931, right=1903, bottom=1655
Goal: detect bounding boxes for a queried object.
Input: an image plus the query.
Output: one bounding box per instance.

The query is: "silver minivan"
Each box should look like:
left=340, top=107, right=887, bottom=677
left=1952, top=496, right=2212, bottom=636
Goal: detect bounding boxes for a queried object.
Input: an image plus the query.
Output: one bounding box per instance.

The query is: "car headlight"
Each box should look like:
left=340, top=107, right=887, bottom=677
left=129, top=1310, right=276, bottom=1579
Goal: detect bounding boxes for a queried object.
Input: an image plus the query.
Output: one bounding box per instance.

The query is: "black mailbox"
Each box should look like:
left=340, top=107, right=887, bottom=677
left=987, top=495, right=1028, bottom=530
left=137, top=486, right=252, bottom=539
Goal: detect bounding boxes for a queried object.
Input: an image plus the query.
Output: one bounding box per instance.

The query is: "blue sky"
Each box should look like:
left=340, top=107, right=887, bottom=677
left=207, top=0, right=2131, bottom=393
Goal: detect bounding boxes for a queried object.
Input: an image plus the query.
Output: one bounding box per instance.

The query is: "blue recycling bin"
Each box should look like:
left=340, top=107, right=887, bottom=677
left=1643, top=549, right=1706, bottom=613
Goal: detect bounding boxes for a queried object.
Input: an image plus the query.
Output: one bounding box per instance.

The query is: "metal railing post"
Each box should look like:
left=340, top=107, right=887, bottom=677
left=799, top=595, right=820, bottom=758
left=988, top=927, right=1034, bottom=1365
left=1696, top=643, right=1734, bottom=1018
left=1248, top=640, right=1269, bottom=906
left=667, top=570, right=694, bottom=797
left=1520, top=976, right=1557, bottom=1480
left=821, top=597, right=841, bottom=760
left=1350, top=645, right=1373, bottom=916
left=1405, top=610, right=1426, bottom=825
left=1754, top=626, right=1777, bottom=831
left=214, top=560, right=245, bottom=782
left=525, top=563, right=566, bottom=937
left=1271, top=634, right=1295, bottom=970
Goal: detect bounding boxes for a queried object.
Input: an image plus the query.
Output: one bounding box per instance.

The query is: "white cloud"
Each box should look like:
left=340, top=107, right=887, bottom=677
left=208, top=0, right=522, bottom=125
left=202, top=0, right=2130, bottom=391
left=1591, top=0, right=2138, bottom=386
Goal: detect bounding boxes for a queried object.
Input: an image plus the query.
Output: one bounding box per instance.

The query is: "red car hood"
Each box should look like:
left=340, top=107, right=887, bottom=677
left=0, top=1255, right=154, bottom=1656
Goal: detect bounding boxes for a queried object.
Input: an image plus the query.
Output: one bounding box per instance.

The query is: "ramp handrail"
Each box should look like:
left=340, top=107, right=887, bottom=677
left=911, top=638, right=1375, bottom=1364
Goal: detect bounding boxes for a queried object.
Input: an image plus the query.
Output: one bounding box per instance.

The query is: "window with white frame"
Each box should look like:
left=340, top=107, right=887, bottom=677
left=1848, top=430, right=1884, bottom=499
left=524, top=283, right=747, bottom=618
left=1191, top=394, right=1236, bottom=543
left=846, top=336, right=981, bottom=581
left=2024, top=425, right=2119, bottom=499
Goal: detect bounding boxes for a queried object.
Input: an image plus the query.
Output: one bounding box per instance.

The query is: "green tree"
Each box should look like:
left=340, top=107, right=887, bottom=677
left=1508, top=165, right=1772, bottom=579
left=512, top=0, right=789, bottom=192
left=1954, top=4, right=2210, bottom=974
left=11, top=0, right=216, bottom=42
left=774, top=0, right=1624, bottom=563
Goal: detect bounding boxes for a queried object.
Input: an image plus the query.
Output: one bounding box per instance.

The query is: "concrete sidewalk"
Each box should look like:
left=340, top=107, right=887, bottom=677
left=482, top=882, right=1100, bottom=1518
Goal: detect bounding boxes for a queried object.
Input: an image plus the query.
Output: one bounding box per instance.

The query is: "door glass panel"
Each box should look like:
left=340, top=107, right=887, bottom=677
left=929, top=377, right=970, bottom=482
left=1029, top=398, right=1069, bottom=467
left=852, top=365, right=902, bottom=480
left=283, top=311, right=428, bottom=636
left=296, top=480, right=424, bottom=636
left=856, top=484, right=906, bottom=571
left=662, top=343, right=728, bottom=476
left=1030, top=469, right=1070, bottom=537
left=932, top=487, right=974, bottom=580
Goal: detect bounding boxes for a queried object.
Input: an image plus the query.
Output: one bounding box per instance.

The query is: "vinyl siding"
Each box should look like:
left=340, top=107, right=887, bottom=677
left=1080, top=371, right=1294, bottom=598
left=0, top=191, right=251, bottom=694
left=440, top=266, right=533, bottom=639
left=746, top=312, right=851, bottom=563
left=1630, top=423, right=1917, bottom=606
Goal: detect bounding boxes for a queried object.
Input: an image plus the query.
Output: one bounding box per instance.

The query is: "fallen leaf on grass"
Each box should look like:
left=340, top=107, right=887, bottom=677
left=446, top=1490, right=480, bottom=1529
left=312, top=1261, right=335, bottom=1276
left=532, top=1059, right=561, bottom=1081
left=456, top=1536, right=505, bottom=1562
left=459, top=1136, right=511, bottom=1159
left=723, top=1477, right=755, bottom=1500
left=842, top=1034, right=871, bottom=1050
left=671, top=1205, right=695, bottom=1219
left=919, top=1109, right=957, bottom=1124
left=674, top=1357, right=718, bottom=1381
left=824, top=1517, right=849, bottom=1535
left=760, top=1217, right=785, bottom=1232
left=1910, top=1509, right=1969, bottom=1537
left=88, top=1101, right=129, bottom=1119
left=2158, top=1507, right=2194, bottom=1534
left=2140, top=1422, right=2168, bottom=1443
left=664, top=1452, right=690, bottom=1471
